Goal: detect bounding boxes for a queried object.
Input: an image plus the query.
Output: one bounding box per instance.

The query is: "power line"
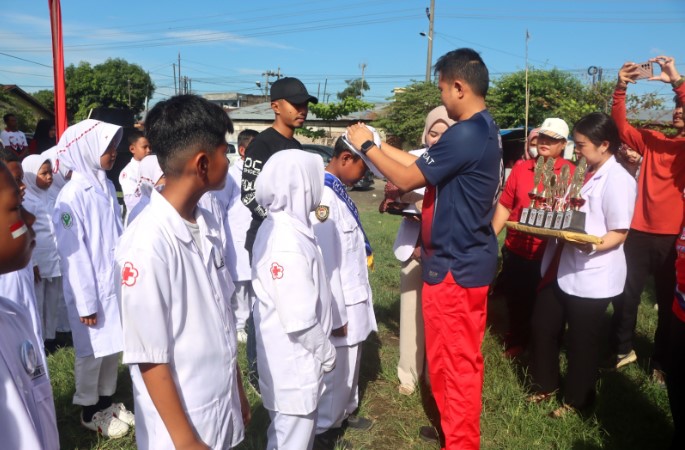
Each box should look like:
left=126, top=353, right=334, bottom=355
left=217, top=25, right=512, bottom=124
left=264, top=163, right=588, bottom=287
left=0, top=51, right=52, bottom=68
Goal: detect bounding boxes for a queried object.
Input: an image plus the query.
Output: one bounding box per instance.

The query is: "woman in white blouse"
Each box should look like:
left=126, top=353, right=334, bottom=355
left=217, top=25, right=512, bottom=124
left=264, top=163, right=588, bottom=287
left=528, top=112, right=637, bottom=418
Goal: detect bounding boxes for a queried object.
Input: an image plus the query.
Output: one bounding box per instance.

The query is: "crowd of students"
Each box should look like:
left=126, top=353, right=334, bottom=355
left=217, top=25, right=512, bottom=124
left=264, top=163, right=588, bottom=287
left=1, top=48, right=684, bottom=450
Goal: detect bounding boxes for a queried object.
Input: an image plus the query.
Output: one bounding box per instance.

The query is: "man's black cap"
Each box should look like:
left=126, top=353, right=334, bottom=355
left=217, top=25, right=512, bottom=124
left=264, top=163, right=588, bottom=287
left=270, top=77, right=318, bottom=105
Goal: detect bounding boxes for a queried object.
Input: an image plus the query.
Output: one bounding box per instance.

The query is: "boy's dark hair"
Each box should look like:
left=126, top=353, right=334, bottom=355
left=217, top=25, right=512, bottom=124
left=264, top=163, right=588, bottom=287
left=0, top=148, right=19, bottom=163
left=145, top=95, right=234, bottom=177
left=434, top=48, right=489, bottom=97
left=3, top=113, right=15, bottom=124
left=573, top=112, right=621, bottom=154
left=333, top=137, right=360, bottom=160
left=238, top=129, right=259, bottom=149
left=127, top=129, right=145, bottom=146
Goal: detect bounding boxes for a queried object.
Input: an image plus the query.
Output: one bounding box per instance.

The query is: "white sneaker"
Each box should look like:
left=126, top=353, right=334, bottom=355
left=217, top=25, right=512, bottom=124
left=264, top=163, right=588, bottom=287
left=237, top=329, right=248, bottom=344
left=81, top=410, right=129, bottom=438
left=101, top=402, right=135, bottom=426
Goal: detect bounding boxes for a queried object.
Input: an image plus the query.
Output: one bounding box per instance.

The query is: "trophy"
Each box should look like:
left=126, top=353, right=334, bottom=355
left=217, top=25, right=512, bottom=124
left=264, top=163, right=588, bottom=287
left=520, top=157, right=544, bottom=225
left=532, top=158, right=555, bottom=227
left=561, top=158, right=588, bottom=232
left=552, top=165, right=571, bottom=229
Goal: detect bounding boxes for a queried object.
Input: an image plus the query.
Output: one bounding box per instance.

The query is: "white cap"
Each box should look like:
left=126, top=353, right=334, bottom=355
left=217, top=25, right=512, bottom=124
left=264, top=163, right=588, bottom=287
left=538, top=118, right=569, bottom=141
left=342, top=125, right=383, bottom=178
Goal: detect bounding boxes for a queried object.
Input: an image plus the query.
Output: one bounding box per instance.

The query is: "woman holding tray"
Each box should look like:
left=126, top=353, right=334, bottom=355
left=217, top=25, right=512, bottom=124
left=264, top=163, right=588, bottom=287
left=492, top=120, right=574, bottom=358
left=527, top=112, right=637, bottom=418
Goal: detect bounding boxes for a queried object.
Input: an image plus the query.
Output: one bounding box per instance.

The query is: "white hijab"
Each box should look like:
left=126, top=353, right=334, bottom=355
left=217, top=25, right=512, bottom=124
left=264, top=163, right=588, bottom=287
left=21, top=155, right=51, bottom=201
left=55, top=119, right=122, bottom=194
left=41, top=145, right=70, bottom=190
left=255, top=149, right=324, bottom=229
left=137, top=154, right=164, bottom=197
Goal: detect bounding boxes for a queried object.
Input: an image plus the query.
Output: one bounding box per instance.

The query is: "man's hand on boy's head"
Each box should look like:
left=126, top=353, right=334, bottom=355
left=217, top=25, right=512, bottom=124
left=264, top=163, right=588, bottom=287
left=80, top=313, right=97, bottom=326
left=346, top=123, right=374, bottom=150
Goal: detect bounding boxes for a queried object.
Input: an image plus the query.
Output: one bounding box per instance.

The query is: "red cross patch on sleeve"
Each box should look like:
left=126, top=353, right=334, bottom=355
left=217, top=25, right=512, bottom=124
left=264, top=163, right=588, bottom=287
left=121, top=262, right=139, bottom=287
left=270, top=262, right=284, bottom=280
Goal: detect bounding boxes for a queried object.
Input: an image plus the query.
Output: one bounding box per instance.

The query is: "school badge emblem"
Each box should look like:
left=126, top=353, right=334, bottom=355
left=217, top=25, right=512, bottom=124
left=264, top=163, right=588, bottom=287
left=315, top=205, right=329, bottom=222
left=270, top=262, right=284, bottom=280
left=121, top=262, right=139, bottom=287
left=61, top=212, right=73, bottom=229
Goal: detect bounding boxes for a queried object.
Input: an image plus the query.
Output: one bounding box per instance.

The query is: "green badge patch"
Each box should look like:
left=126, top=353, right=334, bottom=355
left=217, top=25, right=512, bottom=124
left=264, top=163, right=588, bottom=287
left=61, top=212, right=73, bottom=229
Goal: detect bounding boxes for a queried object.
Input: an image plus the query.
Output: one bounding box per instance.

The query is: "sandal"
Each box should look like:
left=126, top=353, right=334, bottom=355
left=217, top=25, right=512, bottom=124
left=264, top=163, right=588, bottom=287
left=526, top=391, right=556, bottom=403
left=548, top=403, right=575, bottom=419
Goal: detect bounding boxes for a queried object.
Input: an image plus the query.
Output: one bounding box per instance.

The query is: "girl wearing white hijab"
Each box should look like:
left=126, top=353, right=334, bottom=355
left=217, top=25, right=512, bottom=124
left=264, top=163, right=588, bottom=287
left=22, top=155, right=67, bottom=344
left=125, top=154, right=165, bottom=226
left=52, top=119, right=134, bottom=439
left=251, top=150, right=336, bottom=450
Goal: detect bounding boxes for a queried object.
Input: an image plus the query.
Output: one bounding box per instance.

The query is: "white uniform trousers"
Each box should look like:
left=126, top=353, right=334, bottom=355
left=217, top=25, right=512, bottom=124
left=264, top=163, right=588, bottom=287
left=397, top=257, right=425, bottom=390
left=34, top=277, right=64, bottom=340
left=73, top=353, right=119, bottom=406
left=316, top=344, right=361, bottom=433
left=267, top=409, right=317, bottom=450
left=231, top=280, right=253, bottom=331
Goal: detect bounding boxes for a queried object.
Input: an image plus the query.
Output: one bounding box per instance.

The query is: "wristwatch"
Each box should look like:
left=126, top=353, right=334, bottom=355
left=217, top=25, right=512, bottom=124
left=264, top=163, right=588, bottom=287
left=360, top=140, right=376, bottom=154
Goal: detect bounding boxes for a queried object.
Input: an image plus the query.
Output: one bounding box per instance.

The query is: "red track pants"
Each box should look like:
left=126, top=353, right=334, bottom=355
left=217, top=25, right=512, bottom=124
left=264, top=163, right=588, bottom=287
left=422, top=272, right=488, bottom=450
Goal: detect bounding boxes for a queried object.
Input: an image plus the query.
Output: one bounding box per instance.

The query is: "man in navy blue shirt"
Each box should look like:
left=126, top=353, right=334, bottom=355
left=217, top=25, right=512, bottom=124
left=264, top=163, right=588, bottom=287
left=347, top=48, right=501, bottom=450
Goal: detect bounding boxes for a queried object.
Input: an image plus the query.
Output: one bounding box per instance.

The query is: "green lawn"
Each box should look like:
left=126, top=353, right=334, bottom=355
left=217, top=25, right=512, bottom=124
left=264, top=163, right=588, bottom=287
left=48, top=206, right=673, bottom=449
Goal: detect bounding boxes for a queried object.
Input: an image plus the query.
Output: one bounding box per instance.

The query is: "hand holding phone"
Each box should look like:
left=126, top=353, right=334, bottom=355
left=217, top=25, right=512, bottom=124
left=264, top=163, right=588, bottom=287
left=634, top=62, right=653, bottom=80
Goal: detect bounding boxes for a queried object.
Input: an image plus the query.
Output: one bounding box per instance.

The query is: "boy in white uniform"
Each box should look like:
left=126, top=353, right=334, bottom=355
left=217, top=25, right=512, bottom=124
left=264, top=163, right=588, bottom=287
left=0, top=160, right=59, bottom=450
left=217, top=129, right=259, bottom=342
left=53, top=119, right=134, bottom=438
left=252, top=150, right=337, bottom=450
left=313, top=138, right=379, bottom=445
left=119, top=129, right=151, bottom=223
left=117, top=94, right=249, bottom=449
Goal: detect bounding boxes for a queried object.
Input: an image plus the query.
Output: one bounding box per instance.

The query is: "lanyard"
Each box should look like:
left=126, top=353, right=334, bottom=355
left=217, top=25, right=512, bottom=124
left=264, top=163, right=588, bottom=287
left=324, top=173, right=373, bottom=259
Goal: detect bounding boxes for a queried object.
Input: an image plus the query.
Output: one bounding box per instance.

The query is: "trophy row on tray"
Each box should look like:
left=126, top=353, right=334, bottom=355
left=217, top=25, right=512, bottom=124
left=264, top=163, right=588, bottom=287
left=518, top=156, right=588, bottom=233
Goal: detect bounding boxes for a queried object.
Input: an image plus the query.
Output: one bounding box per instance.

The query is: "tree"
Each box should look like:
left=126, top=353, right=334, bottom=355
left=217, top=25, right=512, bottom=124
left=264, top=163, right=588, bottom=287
left=65, top=58, right=155, bottom=121
left=32, top=89, right=55, bottom=113
left=337, top=78, right=370, bottom=100
left=296, top=96, right=373, bottom=140
left=0, top=90, right=39, bottom=133
left=373, top=81, right=441, bottom=148
left=488, top=69, right=665, bottom=129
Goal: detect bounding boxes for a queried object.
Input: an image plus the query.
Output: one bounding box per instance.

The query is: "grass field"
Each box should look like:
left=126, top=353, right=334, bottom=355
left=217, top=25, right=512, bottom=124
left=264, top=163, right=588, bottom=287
left=48, top=188, right=673, bottom=449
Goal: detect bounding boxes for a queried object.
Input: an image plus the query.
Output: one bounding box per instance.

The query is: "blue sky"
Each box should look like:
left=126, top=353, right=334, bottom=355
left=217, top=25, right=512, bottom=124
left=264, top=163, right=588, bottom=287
left=1, top=0, right=684, bottom=108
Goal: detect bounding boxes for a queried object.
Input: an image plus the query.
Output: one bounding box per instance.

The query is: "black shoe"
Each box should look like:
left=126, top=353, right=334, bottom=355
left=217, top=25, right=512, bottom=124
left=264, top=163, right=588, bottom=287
left=314, top=430, right=352, bottom=450
left=419, top=425, right=439, bottom=443
left=344, top=415, right=373, bottom=431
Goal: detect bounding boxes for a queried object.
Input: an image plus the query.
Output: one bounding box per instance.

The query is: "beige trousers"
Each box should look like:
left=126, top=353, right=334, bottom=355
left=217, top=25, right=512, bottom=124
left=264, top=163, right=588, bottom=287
left=397, top=257, right=425, bottom=389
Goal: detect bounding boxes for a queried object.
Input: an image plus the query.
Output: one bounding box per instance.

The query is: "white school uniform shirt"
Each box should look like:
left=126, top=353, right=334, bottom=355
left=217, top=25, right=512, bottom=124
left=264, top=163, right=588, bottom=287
left=393, top=149, right=426, bottom=262
left=0, top=296, right=59, bottom=450
left=0, top=267, right=42, bottom=342
left=251, top=150, right=334, bottom=416
left=118, top=190, right=242, bottom=449
left=53, top=120, right=124, bottom=358
left=313, top=174, right=377, bottom=347
left=54, top=171, right=124, bottom=357
left=542, top=156, right=636, bottom=299
left=119, top=158, right=142, bottom=221
left=22, top=155, right=61, bottom=279
left=216, top=159, right=253, bottom=281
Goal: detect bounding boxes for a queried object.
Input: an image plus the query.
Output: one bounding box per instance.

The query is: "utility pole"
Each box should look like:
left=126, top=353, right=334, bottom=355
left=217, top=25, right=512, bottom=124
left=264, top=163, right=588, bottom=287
left=425, top=0, right=435, bottom=83
left=524, top=30, right=530, bottom=152
left=178, top=52, right=182, bottom=93
left=322, top=78, right=328, bottom=103
left=261, top=69, right=283, bottom=101
left=127, top=78, right=132, bottom=108
left=172, top=63, right=177, bottom=95
left=359, top=63, right=367, bottom=99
